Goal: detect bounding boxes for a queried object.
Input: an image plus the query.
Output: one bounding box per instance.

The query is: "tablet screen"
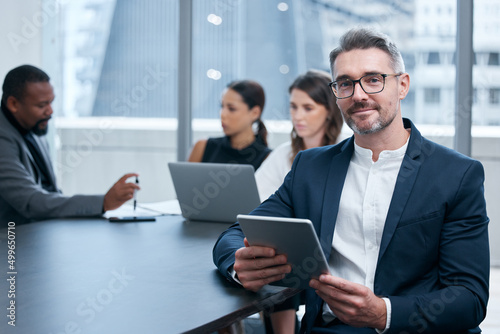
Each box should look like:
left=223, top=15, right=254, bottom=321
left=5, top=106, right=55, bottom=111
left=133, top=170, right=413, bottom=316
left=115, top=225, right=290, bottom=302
left=237, top=214, right=330, bottom=289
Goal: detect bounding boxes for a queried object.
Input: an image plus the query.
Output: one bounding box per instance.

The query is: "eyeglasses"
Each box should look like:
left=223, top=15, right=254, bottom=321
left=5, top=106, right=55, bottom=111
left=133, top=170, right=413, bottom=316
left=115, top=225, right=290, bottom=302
left=328, top=73, right=402, bottom=99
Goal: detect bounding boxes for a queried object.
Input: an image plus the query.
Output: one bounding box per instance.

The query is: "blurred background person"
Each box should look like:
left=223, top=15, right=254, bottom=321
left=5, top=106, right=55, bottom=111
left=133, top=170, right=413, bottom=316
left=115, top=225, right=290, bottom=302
left=0, top=64, right=139, bottom=225
left=188, top=80, right=271, bottom=170
left=255, top=70, right=343, bottom=334
left=256, top=70, right=343, bottom=202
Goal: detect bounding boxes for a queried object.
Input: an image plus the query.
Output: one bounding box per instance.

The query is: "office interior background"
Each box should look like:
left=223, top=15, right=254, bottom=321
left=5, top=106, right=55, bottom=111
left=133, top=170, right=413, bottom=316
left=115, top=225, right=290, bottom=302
left=0, top=0, right=499, bottom=265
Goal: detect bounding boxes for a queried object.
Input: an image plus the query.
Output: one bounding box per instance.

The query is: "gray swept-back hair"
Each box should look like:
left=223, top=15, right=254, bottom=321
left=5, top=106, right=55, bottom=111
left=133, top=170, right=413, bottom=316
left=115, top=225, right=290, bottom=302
left=329, top=27, right=405, bottom=74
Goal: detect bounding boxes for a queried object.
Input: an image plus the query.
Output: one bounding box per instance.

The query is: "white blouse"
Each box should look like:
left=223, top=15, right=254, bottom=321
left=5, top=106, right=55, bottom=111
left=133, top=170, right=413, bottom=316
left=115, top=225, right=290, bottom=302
left=254, top=141, right=293, bottom=202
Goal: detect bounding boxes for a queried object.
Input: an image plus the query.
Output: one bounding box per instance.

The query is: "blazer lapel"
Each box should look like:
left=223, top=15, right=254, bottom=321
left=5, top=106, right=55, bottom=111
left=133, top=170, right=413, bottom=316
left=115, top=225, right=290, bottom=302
left=378, top=119, right=423, bottom=262
left=302, top=138, right=354, bottom=333
left=32, top=134, right=58, bottom=189
left=16, top=134, right=38, bottom=175
left=319, top=137, right=354, bottom=260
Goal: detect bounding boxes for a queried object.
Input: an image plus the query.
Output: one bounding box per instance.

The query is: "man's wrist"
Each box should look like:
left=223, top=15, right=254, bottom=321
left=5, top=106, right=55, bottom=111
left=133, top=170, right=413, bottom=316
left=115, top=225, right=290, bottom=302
left=229, top=267, right=242, bottom=285
left=375, top=297, right=391, bottom=333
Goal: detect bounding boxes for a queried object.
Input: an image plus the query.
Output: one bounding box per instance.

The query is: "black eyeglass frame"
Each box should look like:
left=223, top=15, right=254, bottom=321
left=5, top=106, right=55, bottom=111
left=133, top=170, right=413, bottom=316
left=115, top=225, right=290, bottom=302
left=328, top=73, right=403, bottom=99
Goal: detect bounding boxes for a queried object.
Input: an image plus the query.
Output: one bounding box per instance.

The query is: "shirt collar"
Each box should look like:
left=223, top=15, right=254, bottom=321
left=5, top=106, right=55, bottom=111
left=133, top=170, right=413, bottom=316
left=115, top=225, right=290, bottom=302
left=353, top=129, right=411, bottom=163
left=1, top=100, right=29, bottom=136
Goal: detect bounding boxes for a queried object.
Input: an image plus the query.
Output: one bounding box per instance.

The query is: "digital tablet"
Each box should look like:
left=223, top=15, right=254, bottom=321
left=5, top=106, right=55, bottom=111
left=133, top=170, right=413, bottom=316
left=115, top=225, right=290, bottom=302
left=237, top=214, right=330, bottom=289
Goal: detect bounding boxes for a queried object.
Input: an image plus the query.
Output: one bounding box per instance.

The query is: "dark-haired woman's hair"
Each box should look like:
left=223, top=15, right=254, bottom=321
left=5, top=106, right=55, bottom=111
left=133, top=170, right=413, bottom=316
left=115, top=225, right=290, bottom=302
left=289, top=70, right=343, bottom=163
left=227, top=80, right=268, bottom=146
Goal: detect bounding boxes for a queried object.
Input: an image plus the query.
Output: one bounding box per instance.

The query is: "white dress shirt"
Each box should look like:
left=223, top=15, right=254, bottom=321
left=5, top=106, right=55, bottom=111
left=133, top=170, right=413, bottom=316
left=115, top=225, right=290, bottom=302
left=323, top=134, right=409, bottom=332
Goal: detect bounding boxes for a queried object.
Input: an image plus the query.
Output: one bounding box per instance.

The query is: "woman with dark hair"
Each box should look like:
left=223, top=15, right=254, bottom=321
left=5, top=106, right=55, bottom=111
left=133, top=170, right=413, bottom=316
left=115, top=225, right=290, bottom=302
left=256, top=70, right=343, bottom=202
left=188, top=80, right=270, bottom=170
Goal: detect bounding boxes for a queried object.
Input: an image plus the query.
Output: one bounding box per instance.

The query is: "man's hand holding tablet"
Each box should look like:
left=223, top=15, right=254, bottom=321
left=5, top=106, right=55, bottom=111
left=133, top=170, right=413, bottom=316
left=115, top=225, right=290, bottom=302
left=233, top=237, right=292, bottom=292
left=237, top=214, right=330, bottom=290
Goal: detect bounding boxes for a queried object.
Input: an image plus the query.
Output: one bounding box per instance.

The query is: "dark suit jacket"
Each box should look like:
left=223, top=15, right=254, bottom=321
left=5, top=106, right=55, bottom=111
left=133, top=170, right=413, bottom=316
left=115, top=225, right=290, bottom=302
left=213, top=119, right=489, bottom=334
left=0, top=109, right=104, bottom=225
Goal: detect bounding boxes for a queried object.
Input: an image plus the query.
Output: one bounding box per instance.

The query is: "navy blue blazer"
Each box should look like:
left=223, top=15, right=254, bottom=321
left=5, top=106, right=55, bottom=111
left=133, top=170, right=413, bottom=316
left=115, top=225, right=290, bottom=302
left=213, top=119, right=489, bottom=334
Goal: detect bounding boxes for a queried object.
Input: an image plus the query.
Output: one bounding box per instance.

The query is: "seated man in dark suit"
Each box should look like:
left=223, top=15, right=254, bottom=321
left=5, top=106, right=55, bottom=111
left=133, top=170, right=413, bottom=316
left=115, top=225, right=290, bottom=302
left=213, top=27, right=489, bottom=333
left=0, top=65, right=140, bottom=225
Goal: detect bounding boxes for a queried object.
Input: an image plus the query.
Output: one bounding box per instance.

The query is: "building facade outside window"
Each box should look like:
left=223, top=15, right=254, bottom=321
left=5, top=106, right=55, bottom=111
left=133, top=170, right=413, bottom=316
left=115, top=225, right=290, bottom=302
left=51, top=0, right=499, bottom=126
left=490, top=88, right=500, bottom=105
left=424, top=88, right=441, bottom=104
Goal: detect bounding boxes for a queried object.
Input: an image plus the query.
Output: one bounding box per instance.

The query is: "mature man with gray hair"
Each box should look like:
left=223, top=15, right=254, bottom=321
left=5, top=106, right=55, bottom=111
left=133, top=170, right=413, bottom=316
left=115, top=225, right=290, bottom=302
left=213, top=27, right=489, bottom=333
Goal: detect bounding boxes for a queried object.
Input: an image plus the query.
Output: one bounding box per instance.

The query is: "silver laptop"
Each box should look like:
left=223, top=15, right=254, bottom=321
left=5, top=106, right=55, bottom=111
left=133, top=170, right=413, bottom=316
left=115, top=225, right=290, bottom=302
left=168, top=162, right=261, bottom=223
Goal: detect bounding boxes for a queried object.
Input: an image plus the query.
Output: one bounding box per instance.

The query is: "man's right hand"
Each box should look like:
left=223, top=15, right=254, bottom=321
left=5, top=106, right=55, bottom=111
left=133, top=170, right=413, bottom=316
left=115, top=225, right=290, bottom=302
left=103, top=173, right=140, bottom=212
left=233, top=238, right=291, bottom=292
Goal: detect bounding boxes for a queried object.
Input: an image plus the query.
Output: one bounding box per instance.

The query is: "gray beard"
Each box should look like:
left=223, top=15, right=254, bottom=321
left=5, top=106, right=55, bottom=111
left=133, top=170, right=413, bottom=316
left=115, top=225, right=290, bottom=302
left=347, top=117, right=385, bottom=135
left=343, top=103, right=397, bottom=135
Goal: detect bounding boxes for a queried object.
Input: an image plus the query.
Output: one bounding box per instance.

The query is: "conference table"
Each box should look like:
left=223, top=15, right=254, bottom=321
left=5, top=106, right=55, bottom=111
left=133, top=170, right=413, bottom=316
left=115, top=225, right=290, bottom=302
left=0, top=215, right=300, bottom=333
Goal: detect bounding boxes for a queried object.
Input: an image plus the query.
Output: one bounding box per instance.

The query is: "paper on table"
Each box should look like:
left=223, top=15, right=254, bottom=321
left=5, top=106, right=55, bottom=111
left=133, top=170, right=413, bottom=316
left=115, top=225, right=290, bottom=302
left=103, top=200, right=181, bottom=218
left=139, top=200, right=181, bottom=215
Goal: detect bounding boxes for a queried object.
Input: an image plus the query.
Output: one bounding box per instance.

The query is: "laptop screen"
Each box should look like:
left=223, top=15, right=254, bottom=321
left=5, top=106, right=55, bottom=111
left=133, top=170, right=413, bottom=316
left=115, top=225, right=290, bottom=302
left=168, top=162, right=261, bottom=223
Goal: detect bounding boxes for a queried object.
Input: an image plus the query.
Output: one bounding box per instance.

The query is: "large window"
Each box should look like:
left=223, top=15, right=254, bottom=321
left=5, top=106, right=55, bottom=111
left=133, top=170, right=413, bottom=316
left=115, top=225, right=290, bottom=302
left=59, top=0, right=177, bottom=118
left=53, top=0, right=500, bottom=125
